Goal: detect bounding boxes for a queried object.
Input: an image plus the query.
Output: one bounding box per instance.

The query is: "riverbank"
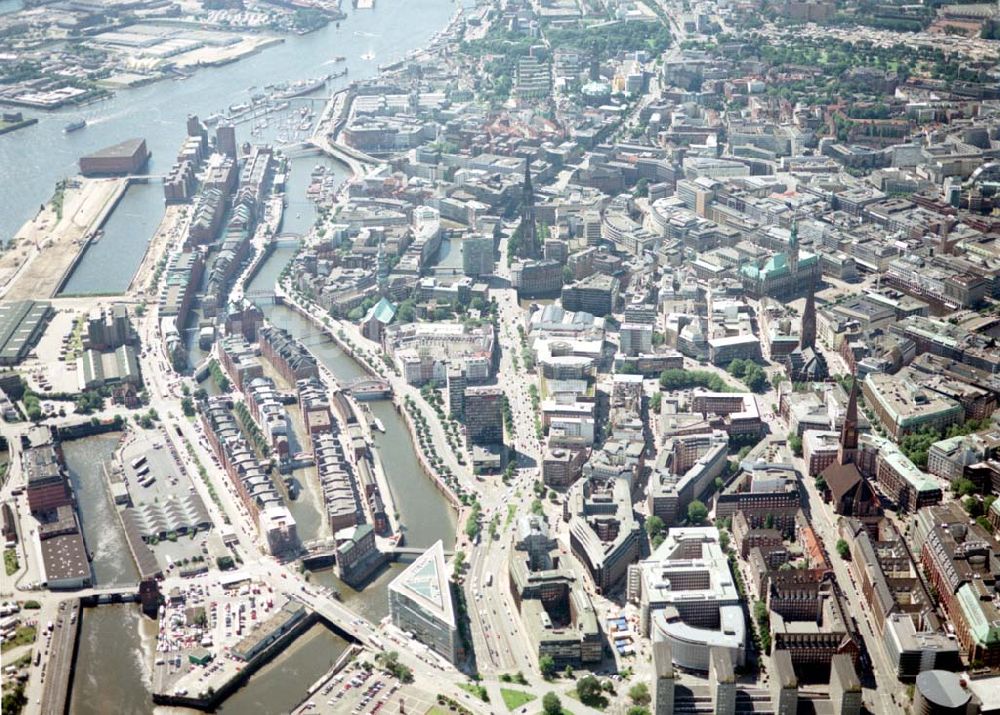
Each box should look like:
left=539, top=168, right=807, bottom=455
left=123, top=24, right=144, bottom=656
left=127, top=202, right=189, bottom=297
left=0, top=177, right=126, bottom=300
left=274, top=285, right=465, bottom=512
left=0, top=116, right=37, bottom=135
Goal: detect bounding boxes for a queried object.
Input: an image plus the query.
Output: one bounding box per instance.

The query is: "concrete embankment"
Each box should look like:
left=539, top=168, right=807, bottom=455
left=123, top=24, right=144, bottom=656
left=51, top=179, right=131, bottom=297
left=151, top=609, right=320, bottom=711
left=1, top=177, right=126, bottom=301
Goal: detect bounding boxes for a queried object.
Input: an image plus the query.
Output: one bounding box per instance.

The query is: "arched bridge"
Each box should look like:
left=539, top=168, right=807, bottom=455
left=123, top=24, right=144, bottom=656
left=347, top=378, right=392, bottom=400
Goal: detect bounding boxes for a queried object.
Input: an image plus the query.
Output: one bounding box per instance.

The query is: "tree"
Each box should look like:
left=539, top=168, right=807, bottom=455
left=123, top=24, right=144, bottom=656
left=788, top=432, right=803, bottom=457
left=628, top=682, right=650, bottom=706
left=964, top=496, right=984, bottom=518
left=727, top=359, right=748, bottom=378
left=836, top=539, right=850, bottom=560
left=687, top=500, right=708, bottom=525
left=576, top=675, right=604, bottom=706
left=627, top=709, right=651, bottom=715
left=539, top=654, right=557, bottom=679
left=954, top=478, right=977, bottom=497
left=719, top=530, right=730, bottom=552
left=645, top=514, right=665, bottom=538
left=814, top=475, right=827, bottom=492
left=543, top=692, right=562, bottom=715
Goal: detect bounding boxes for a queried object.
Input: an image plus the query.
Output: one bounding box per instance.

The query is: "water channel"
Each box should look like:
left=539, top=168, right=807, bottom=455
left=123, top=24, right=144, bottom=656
left=0, top=0, right=457, bottom=242
left=63, top=435, right=140, bottom=587
left=58, top=1, right=459, bottom=708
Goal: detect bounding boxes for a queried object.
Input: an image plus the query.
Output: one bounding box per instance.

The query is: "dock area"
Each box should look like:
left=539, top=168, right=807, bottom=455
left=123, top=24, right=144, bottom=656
left=150, top=577, right=314, bottom=709
left=1, top=177, right=127, bottom=300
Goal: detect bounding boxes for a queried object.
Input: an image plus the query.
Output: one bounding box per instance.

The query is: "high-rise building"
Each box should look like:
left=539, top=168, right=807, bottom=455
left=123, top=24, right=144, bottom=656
left=464, top=385, right=503, bottom=446
left=652, top=641, right=675, bottom=715
left=620, top=322, right=653, bottom=356
left=447, top=365, right=467, bottom=418
left=388, top=540, right=460, bottom=664
left=771, top=650, right=798, bottom=715
left=829, top=654, right=862, bottom=715
left=462, top=235, right=494, bottom=277
left=216, top=123, right=237, bottom=158
left=710, top=648, right=736, bottom=715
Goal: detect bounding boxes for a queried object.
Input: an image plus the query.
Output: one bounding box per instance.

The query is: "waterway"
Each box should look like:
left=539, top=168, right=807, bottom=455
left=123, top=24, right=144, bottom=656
left=245, top=244, right=457, bottom=552
left=59, top=181, right=164, bottom=295
left=62, top=435, right=140, bottom=587
left=218, top=624, right=349, bottom=715
left=58, top=0, right=458, bottom=708
left=0, top=0, right=456, bottom=244
left=70, top=605, right=154, bottom=715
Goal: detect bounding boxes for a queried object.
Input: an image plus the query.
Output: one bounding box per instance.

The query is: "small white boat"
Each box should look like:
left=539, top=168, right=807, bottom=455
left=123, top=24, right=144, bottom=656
left=373, top=417, right=386, bottom=433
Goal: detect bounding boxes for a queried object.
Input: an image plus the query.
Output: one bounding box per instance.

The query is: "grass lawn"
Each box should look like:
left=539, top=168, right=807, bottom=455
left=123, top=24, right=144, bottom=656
left=424, top=708, right=450, bottom=715
left=1, top=625, right=36, bottom=653
left=501, top=688, right=536, bottom=711
left=4, top=549, right=18, bottom=576
left=459, top=682, right=490, bottom=702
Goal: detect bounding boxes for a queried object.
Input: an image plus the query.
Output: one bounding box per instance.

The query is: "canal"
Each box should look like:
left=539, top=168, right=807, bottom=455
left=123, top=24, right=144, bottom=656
left=70, top=605, right=155, bottom=715
left=58, top=181, right=164, bottom=296
left=246, top=243, right=457, bottom=548
left=60, top=0, right=459, bottom=709
left=63, top=435, right=139, bottom=587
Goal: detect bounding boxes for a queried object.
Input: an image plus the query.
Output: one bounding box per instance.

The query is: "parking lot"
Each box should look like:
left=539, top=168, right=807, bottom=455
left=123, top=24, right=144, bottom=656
left=293, top=659, right=439, bottom=715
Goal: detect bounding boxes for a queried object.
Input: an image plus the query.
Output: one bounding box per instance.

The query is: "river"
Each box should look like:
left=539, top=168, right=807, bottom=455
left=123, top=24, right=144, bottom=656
left=0, top=0, right=456, bottom=242
left=61, top=1, right=458, bottom=710
left=62, top=435, right=140, bottom=587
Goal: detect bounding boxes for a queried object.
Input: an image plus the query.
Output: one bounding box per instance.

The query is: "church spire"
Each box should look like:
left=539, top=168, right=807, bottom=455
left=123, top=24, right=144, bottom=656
left=800, top=282, right=816, bottom=351
left=788, top=219, right=799, bottom=278
left=838, top=375, right=859, bottom=465
left=520, top=159, right=539, bottom=260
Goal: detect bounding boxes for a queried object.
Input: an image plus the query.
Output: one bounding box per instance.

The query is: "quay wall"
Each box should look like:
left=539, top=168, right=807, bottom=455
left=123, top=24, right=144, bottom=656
left=151, top=609, right=320, bottom=711
left=51, top=178, right=130, bottom=297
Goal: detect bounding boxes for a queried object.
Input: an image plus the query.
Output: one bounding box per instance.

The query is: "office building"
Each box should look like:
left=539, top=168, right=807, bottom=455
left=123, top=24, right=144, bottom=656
left=562, top=273, right=621, bottom=316
left=508, top=516, right=601, bottom=665
left=863, top=370, right=964, bottom=440
left=388, top=540, right=461, bottom=664
left=631, top=527, right=746, bottom=672
left=566, top=476, right=642, bottom=594
left=464, top=385, right=503, bottom=446
left=462, top=234, right=494, bottom=277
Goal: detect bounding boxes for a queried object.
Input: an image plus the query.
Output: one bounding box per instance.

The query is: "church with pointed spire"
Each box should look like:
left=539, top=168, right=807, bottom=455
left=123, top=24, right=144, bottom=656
left=784, top=283, right=828, bottom=382
left=820, top=376, right=880, bottom=518
left=519, top=160, right=541, bottom=260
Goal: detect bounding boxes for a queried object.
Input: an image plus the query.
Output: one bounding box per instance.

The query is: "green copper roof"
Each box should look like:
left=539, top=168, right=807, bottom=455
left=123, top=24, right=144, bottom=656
left=741, top=250, right=817, bottom=280
left=957, top=583, right=1000, bottom=646
left=371, top=298, right=397, bottom=324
